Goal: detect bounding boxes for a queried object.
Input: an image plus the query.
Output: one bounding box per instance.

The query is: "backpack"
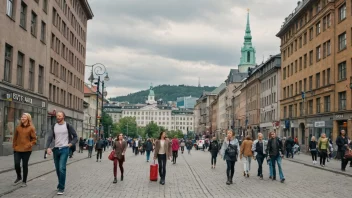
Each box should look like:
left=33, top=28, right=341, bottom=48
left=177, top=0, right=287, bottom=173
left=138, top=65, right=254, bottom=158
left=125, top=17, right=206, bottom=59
left=211, top=142, right=219, bottom=151
left=225, top=140, right=238, bottom=158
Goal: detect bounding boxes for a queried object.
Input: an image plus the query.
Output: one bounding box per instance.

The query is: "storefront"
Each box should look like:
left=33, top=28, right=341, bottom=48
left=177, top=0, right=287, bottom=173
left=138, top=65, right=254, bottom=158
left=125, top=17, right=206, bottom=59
left=306, top=116, right=333, bottom=142
left=333, top=113, right=352, bottom=140
left=0, top=89, right=47, bottom=156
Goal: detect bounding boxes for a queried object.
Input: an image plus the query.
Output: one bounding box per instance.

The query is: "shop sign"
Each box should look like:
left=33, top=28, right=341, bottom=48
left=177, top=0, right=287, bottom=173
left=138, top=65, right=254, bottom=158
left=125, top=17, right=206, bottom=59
left=6, top=93, right=32, bottom=104
left=334, top=114, right=344, bottom=120
left=306, top=124, right=314, bottom=127
left=314, top=121, right=325, bottom=127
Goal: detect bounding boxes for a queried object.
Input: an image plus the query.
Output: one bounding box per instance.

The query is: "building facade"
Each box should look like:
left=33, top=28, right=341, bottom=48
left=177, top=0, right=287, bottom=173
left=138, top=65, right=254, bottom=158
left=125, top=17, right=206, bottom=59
left=276, top=0, right=352, bottom=150
left=0, top=0, right=93, bottom=155
left=83, top=84, right=102, bottom=139
left=176, top=96, right=197, bottom=109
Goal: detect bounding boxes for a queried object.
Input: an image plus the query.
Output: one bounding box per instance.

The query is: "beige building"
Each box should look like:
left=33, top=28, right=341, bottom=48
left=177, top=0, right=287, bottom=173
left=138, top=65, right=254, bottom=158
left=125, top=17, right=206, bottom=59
left=83, top=84, right=103, bottom=138
left=0, top=0, right=93, bottom=155
left=277, top=0, right=352, bottom=150
left=217, top=83, right=227, bottom=132
left=210, top=97, right=218, bottom=138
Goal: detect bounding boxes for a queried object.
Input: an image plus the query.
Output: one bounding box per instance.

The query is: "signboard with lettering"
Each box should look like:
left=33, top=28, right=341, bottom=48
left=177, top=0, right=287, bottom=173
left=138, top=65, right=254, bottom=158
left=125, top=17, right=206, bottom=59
left=314, top=121, right=325, bottom=127
left=6, top=93, right=33, bottom=104
left=2, top=92, right=46, bottom=108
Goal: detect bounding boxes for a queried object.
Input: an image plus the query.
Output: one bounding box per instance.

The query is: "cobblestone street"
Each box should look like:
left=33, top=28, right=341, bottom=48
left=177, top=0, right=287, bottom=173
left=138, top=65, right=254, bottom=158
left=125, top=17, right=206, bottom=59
left=1, top=148, right=352, bottom=198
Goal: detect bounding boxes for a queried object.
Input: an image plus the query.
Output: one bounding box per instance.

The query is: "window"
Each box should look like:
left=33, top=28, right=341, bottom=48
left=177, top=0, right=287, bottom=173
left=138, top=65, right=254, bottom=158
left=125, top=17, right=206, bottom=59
left=299, top=102, right=303, bottom=116
left=338, top=32, right=346, bottom=51
left=31, top=11, right=37, bottom=36
left=316, top=22, right=321, bottom=35
left=41, top=21, right=46, bottom=42
left=299, top=37, right=302, bottom=48
left=339, top=3, right=346, bottom=21
left=303, top=32, right=307, bottom=45
left=299, top=57, right=302, bottom=70
left=316, top=98, right=321, bottom=113
left=322, top=70, right=326, bottom=86
left=327, top=13, right=331, bottom=27
left=299, top=80, right=302, bottom=92
left=4, top=44, right=13, bottom=82
left=289, top=105, right=293, bottom=118
left=6, top=0, right=14, bottom=18
left=295, top=60, right=297, bottom=73
left=20, top=1, right=27, bottom=28
left=283, top=88, right=286, bottom=98
left=338, top=61, right=346, bottom=80
left=43, top=0, right=48, bottom=12
left=309, top=27, right=313, bottom=40
left=327, top=40, right=331, bottom=56
left=327, top=68, right=330, bottom=84
left=338, top=92, right=346, bottom=110
left=309, top=76, right=313, bottom=90
left=324, top=96, right=330, bottom=112
left=283, top=68, right=286, bottom=80
left=308, top=100, right=313, bottom=114
left=284, top=106, right=287, bottom=118
left=304, top=54, right=307, bottom=68
left=29, top=59, right=35, bottom=91
left=38, top=66, right=44, bottom=94
left=316, top=73, right=320, bottom=88
left=304, top=78, right=307, bottom=91
left=309, top=50, right=313, bottom=65
left=17, top=52, right=24, bottom=86
left=316, top=45, right=321, bottom=61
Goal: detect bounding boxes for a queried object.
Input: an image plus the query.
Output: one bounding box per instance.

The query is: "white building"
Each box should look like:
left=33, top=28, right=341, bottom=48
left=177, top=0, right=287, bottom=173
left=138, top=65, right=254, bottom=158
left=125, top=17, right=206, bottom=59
left=104, top=105, right=122, bottom=123
left=83, top=84, right=102, bottom=138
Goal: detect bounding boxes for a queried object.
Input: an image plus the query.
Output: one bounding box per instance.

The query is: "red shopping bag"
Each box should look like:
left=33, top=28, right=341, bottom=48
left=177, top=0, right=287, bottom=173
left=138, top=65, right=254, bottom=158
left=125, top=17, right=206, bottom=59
left=108, top=150, right=115, bottom=161
left=150, top=161, right=158, bottom=181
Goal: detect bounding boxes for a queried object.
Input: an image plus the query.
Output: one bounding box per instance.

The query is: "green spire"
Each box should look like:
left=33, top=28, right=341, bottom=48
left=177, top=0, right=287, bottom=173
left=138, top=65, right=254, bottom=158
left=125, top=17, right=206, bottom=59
left=149, top=83, right=155, bottom=96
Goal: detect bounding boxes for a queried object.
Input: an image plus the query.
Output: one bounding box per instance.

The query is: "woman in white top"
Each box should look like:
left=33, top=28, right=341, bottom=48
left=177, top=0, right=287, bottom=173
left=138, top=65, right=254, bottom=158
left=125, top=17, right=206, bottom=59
left=153, top=131, right=172, bottom=185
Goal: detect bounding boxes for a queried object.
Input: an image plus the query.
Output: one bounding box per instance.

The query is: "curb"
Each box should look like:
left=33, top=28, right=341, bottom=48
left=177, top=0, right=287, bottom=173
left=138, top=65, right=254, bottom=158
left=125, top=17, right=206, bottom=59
left=0, top=159, right=51, bottom=175
left=0, top=154, right=96, bottom=197
left=286, top=159, right=352, bottom=177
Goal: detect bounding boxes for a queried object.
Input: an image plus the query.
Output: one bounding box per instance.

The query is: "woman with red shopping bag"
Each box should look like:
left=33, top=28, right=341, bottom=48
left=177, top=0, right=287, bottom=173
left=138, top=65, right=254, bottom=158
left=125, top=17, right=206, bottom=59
left=112, top=134, right=127, bottom=183
left=153, top=131, right=172, bottom=185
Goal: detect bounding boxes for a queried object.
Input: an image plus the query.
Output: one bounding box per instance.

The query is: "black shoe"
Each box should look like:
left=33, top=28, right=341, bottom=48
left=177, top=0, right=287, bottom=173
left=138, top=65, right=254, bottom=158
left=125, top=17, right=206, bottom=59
left=113, top=178, right=117, bottom=183
left=342, top=169, right=346, bottom=172
left=226, top=180, right=231, bottom=185
left=280, top=178, right=285, bottom=183
left=96, top=159, right=98, bottom=162
left=243, top=171, right=246, bottom=177
left=272, top=177, right=276, bottom=181
left=121, top=175, right=123, bottom=181
left=13, top=178, right=22, bottom=186
left=269, top=176, right=272, bottom=179
left=161, top=180, right=165, bottom=185
left=260, top=175, right=263, bottom=180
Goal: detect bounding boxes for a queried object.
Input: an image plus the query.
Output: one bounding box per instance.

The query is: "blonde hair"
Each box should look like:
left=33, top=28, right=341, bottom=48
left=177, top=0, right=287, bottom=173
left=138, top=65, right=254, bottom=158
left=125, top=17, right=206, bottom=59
left=311, top=136, right=316, bottom=141
left=21, top=113, right=32, bottom=127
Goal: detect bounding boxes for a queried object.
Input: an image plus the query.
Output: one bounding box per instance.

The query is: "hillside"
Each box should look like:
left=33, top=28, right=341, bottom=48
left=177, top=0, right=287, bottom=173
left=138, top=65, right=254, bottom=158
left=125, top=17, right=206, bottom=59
left=109, top=85, right=216, bottom=104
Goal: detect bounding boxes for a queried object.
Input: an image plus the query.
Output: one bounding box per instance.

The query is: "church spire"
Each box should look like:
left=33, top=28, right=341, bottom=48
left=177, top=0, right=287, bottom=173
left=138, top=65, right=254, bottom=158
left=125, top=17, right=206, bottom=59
left=244, top=9, right=252, bottom=44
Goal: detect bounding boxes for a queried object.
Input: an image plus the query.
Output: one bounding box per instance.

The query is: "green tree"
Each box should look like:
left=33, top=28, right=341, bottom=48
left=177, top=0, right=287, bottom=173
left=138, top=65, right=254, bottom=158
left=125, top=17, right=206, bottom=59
left=167, top=130, right=184, bottom=139
left=114, top=116, right=138, bottom=138
left=145, top=121, right=159, bottom=138
left=101, top=112, right=113, bottom=138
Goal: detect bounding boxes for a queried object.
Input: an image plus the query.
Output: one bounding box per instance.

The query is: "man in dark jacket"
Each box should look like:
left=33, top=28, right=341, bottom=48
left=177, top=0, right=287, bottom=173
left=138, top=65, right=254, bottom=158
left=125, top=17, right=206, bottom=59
left=336, top=130, right=349, bottom=171
left=285, top=137, right=295, bottom=158
left=95, top=137, right=104, bottom=162
left=145, top=139, right=153, bottom=162
left=208, top=137, right=220, bottom=168
left=267, top=132, right=285, bottom=183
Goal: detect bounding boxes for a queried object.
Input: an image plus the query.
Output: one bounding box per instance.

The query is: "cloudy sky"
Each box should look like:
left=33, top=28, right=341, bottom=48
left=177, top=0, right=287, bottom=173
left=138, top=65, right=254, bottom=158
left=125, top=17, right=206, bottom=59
left=85, top=0, right=297, bottom=98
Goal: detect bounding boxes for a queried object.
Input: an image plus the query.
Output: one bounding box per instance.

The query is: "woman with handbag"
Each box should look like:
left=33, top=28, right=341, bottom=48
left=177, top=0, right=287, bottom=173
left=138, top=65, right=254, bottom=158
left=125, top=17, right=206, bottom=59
left=220, top=130, right=239, bottom=185
left=153, top=131, right=172, bottom=185
left=318, top=133, right=329, bottom=167
left=112, top=134, right=127, bottom=183
left=309, top=136, right=318, bottom=165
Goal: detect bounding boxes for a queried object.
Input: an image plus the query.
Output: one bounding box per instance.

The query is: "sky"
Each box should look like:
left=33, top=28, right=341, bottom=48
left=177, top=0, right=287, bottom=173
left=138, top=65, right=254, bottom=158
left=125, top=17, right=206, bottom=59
left=85, top=0, right=298, bottom=98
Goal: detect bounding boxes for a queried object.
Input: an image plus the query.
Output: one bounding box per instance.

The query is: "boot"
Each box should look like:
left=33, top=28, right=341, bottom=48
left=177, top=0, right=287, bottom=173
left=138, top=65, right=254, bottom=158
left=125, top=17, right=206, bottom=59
left=113, top=178, right=117, bottom=183
left=121, top=175, right=123, bottom=181
left=226, top=176, right=231, bottom=185
left=230, top=175, right=234, bottom=184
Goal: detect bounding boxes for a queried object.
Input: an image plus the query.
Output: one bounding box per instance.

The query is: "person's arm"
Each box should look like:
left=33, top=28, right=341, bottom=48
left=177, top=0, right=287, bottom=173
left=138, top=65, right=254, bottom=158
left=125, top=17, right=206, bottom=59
left=68, top=125, right=78, bottom=146
left=45, top=127, right=54, bottom=149
left=123, top=142, right=127, bottom=154
left=29, top=126, right=37, bottom=148
left=12, top=127, right=18, bottom=149
left=240, top=142, right=244, bottom=159
left=220, top=140, right=227, bottom=157
left=208, top=143, right=212, bottom=151
left=153, top=140, right=158, bottom=159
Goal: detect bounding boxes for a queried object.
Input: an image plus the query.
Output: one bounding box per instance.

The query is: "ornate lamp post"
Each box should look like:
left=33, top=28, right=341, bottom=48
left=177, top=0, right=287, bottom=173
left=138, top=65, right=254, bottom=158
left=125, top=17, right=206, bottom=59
left=85, top=63, right=109, bottom=138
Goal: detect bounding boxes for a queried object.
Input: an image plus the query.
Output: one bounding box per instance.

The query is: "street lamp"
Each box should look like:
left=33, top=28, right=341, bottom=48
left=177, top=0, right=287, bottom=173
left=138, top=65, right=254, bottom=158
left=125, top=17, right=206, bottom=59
left=85, top=63, right=110, bottom=139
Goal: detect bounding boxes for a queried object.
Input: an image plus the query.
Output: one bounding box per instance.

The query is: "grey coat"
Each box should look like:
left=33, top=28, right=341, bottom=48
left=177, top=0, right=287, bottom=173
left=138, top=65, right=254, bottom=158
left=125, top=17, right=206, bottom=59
left=220, top=137, right=240, bottom=161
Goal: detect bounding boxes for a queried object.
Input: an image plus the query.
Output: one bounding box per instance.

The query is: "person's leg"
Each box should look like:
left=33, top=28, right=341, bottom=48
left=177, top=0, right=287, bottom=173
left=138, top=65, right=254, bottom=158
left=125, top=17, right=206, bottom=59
left=257, top=156, right=263, bottom=177
left=158, top=154, right=162, bottom=180
left=286, top=149, right=289, bottom=158
left=14, top=152, right=22, bottom=181
left=311, top=151, right=315, bottom=161
left=119, top=160, right=124, bottom=180
left=22, top=152, right=32, bottom=183
left=276, top=155, right=285, bottom=180
left=146, top=151, right=150, bottom=161
left=162, top=155, right=167, bottom=180
left=323, top=151, right=327, bottom=165
left=226, top=160, right=231, bottom=184
left=53, top=148, right=60, bottom=188
left=58, top=147, right=69, bottom=191
left=271, top=156, right=277, bottom=179
left=113, top=158, right=118, bottom=178
left=268, top=158, right=273, bottom=178
left=248, top=157, right=252, bottom=171
left=320, top=153, right=323, bottom=165
left=214, top=154, right=217, bottom=166
left=100, top=150, right=103, bottom=160
left=230, top=161, right=235, bottom=182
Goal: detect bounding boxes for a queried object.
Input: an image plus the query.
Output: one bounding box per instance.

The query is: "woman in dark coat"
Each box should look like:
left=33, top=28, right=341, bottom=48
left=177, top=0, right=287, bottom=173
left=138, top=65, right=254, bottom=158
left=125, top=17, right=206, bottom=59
left=112, top=134, right=127, bottom=183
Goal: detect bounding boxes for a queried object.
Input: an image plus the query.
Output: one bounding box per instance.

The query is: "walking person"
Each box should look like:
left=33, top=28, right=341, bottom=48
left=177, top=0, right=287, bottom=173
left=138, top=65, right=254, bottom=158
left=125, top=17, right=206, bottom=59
left=240, top=135, right=253, bottom=177
left=112, top=134, right=127, bottom=183
left=171, top=136, right=180, bottom=164
left=78, top=137, right=84, bottom=153
left=180, top=140, right=185, bottom=154
left=153, top=132, right=172, bottom=185
left=45, top=111, right=78, bottom=195
left=134, top=139, right=139, bottom=156
left=95, top=137, right=104, bottom=162
left=145, top=139, right=153, bottom=162
left=252, top=133, right=267, bottom=180
left=87, top=135, right=94, bottom=158
left=309, top=136, right=318, bottom=165
left=131, top=139, right=135, bottom=153
left=336, top=130, right=349, bottom=171
left=12, top=113, right=37, bottom=187
left=220, top=130, right=239, bottom=185
left=318, top=133, right=329, bottom=167
left=267, top=132, right=285, bottom=183
left=267, top=132, right=273, bottom=179
left=208, top=137, right=220, bottom=169
left=285, top=136, right=294, bottom=158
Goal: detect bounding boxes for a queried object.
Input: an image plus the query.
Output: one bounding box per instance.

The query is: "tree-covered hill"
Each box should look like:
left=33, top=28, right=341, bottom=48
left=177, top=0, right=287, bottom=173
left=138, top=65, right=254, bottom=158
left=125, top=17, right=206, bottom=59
left=109, top=85, right=216, bottom=104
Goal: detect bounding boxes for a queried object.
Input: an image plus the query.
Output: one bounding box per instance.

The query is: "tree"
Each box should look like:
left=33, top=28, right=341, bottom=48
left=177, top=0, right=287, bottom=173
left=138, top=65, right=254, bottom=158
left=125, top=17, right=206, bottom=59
left=145, top=121, right=160, bottom=138
left=167, top=130, right=184, bottom=139
left=114, top=117, right=138, bottom=138
left=101, top=112, right=113, bottom=138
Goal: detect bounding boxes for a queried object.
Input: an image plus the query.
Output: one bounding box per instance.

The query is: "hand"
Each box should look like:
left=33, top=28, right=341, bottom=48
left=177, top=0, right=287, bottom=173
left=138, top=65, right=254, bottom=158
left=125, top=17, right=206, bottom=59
left=168, top=156, right=171, bottom=160
left=122, top=153, right=125, bottom=156
left=68, top=143, right=72, bottom=147
left=47, top=148, right=52, bottom=155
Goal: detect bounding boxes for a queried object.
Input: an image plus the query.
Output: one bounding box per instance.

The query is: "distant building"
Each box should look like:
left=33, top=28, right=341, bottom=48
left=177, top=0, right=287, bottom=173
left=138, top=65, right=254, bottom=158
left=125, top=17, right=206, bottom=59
left=177, top=96, right=197, bottom=109
left=104, top=105, right=123, bottom=124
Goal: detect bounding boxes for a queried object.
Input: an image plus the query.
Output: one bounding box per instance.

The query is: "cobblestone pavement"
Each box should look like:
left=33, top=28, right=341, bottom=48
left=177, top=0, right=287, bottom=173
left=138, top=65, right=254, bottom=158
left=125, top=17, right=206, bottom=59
left=2, top=148, right=352, bottom=198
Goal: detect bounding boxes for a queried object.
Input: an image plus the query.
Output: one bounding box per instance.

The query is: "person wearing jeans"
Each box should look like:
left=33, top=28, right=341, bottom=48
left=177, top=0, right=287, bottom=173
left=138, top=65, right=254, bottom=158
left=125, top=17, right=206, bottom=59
left=87, top=136, right=94, bottom=158
left=240, top=135, right=253, bottom=177
left=46, top=111, right=78, bottom=195
left=336, top=130, right=349, bottom=171
left=154, top=132, right=172, bottom=185
left=252, top=133, right=267, bottom=180
left=220, top=130, right=239, bottom=185
left=95, top=138, right=104, bottom=162
left=145, top=139, right=153, bottom=162
left=318, top=133, right=329, bottom=167
left=13, top=113, right=37, bottom=187
left=267, top=132, right=285, bottom=183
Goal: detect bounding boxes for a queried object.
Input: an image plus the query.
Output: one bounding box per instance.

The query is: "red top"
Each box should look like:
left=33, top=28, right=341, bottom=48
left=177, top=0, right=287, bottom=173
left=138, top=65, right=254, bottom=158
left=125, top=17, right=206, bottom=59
left=172, top=139, right=180, bottom=151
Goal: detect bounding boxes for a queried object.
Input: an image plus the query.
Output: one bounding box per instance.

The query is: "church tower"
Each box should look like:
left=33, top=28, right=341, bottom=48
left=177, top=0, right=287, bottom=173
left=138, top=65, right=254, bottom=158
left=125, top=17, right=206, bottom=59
left=146, top=84, right=157, bottom=105
left=238, top=10, right=256, bottom=73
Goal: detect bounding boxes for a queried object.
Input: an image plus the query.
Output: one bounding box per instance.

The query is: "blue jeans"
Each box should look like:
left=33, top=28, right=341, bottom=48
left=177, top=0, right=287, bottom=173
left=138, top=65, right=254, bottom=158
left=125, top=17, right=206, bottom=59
left=146, top=151, right=151, bottom=161
left=267, top=158, right=273, bottom=177
left=53, top=147, right=69, bottom=190
left=271, top=155, right=284, bottom=180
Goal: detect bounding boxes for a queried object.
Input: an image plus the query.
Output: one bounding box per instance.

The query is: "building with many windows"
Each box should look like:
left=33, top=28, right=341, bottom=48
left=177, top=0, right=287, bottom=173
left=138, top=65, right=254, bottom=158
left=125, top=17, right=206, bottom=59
left=0, top=0, right=93, bottom=155
left=276, top=0, right=352, bottom=150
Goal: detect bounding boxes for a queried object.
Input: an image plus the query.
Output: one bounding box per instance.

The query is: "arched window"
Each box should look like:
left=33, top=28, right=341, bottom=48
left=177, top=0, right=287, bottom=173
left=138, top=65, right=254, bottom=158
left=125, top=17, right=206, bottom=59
left=247, top=51, right=251, bottom=62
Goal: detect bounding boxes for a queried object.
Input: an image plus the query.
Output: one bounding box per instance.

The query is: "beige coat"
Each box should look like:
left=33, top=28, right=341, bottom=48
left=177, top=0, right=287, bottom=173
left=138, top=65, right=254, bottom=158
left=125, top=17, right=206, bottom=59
left=240, top=140, right=254, bottom=159
left=153, top=139, right=172, bottom=159
left=113, top=140, right=127, bottom=159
